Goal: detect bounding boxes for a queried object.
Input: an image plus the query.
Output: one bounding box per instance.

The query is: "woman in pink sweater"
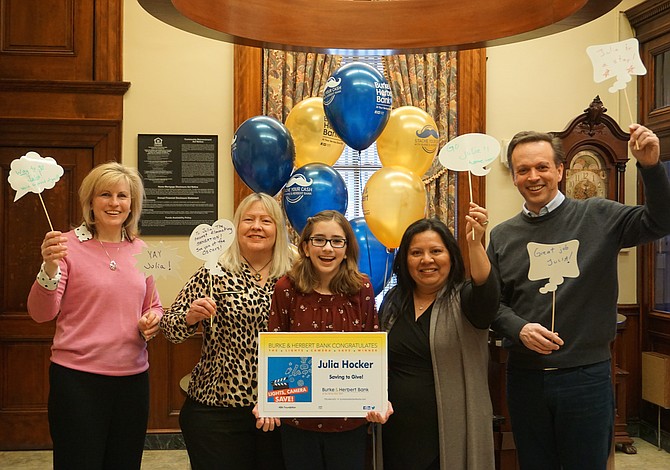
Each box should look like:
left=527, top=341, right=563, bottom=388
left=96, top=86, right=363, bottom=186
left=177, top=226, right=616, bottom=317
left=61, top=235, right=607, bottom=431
left=27, top=162, right=163, bottom=470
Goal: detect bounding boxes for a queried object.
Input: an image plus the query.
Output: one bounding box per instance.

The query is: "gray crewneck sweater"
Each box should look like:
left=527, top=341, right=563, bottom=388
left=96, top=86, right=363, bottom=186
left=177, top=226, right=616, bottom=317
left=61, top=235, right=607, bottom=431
left=488, top=163, right=670, bottom=369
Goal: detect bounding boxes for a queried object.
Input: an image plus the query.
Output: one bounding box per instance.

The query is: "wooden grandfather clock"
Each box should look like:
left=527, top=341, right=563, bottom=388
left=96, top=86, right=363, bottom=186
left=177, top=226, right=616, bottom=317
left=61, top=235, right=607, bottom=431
left=552, top=96, right=630, bottom=203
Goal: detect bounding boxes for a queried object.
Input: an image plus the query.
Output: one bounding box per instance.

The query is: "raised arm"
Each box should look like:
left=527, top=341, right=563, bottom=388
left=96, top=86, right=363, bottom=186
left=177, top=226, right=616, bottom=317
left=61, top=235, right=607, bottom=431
left=629, top=123, right=660, bottom=168
left=464, top=202, right=491, bottom=285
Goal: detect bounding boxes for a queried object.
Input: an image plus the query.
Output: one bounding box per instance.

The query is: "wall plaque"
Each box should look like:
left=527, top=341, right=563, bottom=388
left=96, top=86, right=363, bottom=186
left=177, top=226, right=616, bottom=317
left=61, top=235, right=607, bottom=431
left=138, top=134, right=217, bottom=235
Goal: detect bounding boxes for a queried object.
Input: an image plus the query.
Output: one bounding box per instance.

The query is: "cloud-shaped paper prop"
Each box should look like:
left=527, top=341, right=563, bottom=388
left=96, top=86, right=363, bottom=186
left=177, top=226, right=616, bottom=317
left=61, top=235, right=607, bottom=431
left=438, top=133, right=500, bottom=176
left=527, top=240, right=580, bottom=294
left=587, top=38, right=647, bottom=93
left=134, top=241, right=184, bottom=281
left=8, top=151, right=64, bottom=202
left=188, top=219, right=235, bottom=276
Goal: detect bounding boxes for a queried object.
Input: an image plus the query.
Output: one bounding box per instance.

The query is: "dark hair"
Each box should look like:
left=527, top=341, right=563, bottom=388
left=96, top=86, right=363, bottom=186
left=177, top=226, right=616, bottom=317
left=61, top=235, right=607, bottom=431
left=506, top=131, right=565, bottom=171
left=381, top=218, right=465, bottom=325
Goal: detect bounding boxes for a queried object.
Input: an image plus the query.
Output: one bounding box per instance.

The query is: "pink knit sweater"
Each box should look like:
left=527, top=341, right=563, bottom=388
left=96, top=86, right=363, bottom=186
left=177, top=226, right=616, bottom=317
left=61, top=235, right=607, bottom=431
left=27, top=228, right=163, bottom=376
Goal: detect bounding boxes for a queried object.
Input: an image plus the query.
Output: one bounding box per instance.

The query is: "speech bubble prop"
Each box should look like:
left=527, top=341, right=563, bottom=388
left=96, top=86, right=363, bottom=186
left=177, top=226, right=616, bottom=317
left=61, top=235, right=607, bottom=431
left=438, top=133, right=500, bottom=176
left=587, top=38, right=647, bottom=94
left=188, top=219, right=236, bottom=276
left=8, top=151, right=64, bottom=231
left=438, top=133, right=500, bottom=239
left=527, top=240, right=580, bottom=294
left=8, top=151, right=64, bottom=202
left=134, top=241, right=184, bottom=281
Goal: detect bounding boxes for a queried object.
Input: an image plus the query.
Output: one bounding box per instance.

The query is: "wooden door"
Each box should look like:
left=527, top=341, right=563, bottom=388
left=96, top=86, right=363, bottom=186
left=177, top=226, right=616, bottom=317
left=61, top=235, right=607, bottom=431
left=0, top=0, right=95, bottom=81
left=0, top=147, right=94, bottom=449
left=146, top=335, right=203, bottom=432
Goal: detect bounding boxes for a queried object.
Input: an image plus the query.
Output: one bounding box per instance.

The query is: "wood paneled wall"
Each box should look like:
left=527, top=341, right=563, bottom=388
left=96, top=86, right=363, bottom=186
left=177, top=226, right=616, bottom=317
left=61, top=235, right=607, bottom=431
left=0, top=0, right=131, bottom=449
left=627, top=0, right=670, bottom=437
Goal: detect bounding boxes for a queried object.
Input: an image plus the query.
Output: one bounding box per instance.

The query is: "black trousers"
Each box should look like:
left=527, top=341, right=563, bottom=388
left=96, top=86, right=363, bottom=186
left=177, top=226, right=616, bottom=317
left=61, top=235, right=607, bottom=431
left=48, top=363, right=149, bottom=470
left=280, top=423, right=368, bottom=470
left=179, top=396, right=285, bottom=470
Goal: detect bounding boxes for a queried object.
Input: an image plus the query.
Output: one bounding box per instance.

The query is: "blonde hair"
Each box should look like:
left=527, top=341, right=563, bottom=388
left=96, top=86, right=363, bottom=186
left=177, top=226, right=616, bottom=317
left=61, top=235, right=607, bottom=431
left=79, top=162, right=145, bottom=240
left=290, top=210, right=364, bottom=295
left=219, top=193, right=295, bottom=279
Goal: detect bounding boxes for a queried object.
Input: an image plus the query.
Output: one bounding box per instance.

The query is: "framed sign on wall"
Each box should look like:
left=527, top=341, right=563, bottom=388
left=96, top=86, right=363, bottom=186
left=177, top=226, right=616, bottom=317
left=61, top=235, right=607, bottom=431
left=138, top=134, right=218, bottom=235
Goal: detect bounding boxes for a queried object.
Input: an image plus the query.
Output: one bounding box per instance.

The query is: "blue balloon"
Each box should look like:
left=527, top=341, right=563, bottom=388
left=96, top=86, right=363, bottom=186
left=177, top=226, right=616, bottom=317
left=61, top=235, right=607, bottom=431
left=231, top=116, right=295, bottom=196
left=283, top=163, right=348, bottom=234
left=350, top=217, right=395, bottom=295
left=323, top=62, right=392, bottom=151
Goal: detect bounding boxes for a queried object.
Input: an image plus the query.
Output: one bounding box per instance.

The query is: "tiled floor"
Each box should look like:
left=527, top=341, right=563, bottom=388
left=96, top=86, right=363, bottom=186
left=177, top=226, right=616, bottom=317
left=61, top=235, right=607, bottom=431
left=0, top=438, right=668, bottom=469
left=616, top=438, right=670, bottom=470
left=0, top=450, right=190, bottom=470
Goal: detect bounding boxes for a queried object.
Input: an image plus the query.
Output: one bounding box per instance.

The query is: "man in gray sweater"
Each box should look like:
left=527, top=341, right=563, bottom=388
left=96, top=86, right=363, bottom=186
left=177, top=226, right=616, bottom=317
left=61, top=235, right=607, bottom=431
left=487, top=123, right=670, bottom=470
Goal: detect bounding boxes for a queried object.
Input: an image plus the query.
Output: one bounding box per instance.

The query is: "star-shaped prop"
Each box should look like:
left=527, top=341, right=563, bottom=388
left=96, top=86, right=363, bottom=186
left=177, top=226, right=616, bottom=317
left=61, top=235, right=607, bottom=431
left=134, top=241, right=184, bottom=281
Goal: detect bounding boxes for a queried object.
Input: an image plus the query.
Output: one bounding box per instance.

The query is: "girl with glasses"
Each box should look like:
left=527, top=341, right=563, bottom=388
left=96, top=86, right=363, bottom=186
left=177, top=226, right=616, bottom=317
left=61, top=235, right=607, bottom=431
left=260, top=210, right=392, bottom=470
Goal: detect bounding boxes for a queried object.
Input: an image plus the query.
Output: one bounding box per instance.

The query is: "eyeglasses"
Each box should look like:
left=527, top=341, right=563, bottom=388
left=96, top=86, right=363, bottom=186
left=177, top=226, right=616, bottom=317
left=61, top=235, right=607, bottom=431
left=309, top=237, right=347, bottom=248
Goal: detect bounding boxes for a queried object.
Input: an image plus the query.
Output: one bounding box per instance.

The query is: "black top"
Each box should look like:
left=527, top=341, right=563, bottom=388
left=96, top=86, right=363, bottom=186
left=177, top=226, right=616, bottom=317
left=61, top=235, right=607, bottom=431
left=383, top=300, right=439, bottom=470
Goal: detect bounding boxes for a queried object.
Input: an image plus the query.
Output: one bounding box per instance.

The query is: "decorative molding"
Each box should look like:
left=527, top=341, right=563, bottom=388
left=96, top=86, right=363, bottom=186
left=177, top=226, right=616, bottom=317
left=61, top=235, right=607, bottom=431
left=626, top=0, right=670, bottom=28
left=0, top=80, right=130, bottom=95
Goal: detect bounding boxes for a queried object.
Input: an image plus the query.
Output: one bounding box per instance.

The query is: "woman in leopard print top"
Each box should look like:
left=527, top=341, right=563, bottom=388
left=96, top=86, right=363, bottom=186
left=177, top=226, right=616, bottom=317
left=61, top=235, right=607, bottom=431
left=160, top=193, right=295, bottom=470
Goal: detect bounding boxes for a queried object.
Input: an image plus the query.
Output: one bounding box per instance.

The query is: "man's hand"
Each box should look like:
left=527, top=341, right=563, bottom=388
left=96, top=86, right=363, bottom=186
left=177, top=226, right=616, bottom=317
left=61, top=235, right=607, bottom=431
left=629, top=124, right=660, bottom=168
left=519, top=323, right=564, bottom=355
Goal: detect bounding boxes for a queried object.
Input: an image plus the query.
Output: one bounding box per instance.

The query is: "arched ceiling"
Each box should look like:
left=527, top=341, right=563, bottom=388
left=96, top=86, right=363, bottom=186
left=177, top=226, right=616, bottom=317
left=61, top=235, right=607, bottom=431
left=138, top=0, right=623, bottom=54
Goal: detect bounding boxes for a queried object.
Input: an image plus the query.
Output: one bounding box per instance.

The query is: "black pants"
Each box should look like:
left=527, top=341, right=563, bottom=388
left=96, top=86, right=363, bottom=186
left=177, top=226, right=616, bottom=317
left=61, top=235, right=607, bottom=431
left=179, top=396, right=285, bottom=470
left=48, top=363, right=149, bottom=470
left=280, top=424, right=368, bottom=470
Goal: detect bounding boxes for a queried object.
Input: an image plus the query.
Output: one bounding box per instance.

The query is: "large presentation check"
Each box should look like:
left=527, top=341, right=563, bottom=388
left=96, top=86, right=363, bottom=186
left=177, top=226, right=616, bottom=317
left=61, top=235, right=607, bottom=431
left=258, top=332, right=388, bottom=418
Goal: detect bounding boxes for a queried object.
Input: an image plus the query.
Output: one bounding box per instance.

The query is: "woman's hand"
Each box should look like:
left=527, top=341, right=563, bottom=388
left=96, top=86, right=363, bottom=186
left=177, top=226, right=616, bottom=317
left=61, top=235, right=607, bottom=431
left=464, top=202, right=492, bottom=285
left=40, top=231, right=68, bottom=278
left=366, top=401, right=394, bottom=424
left=185, top=297, right=216, bottom=326
left=138, top=310, right=160, bottom=341
left=464, top=202, right=489, bottom=244
left=253, top=403, right=281, bottom=432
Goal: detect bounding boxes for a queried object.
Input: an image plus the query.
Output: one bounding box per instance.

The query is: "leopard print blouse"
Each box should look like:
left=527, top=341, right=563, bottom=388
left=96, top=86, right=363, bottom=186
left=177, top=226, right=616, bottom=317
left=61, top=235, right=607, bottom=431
left=160, top=264, right=278, bottom=407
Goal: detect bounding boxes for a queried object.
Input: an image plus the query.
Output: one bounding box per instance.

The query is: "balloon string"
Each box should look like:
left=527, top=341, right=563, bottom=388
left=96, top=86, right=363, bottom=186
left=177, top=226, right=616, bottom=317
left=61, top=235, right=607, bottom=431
left=623, top=88, right=639, bottom=150
left=384, top=249, right=393, bottom=294
left=38, top=193, right=54, bottom=231
left=365, top=234, right=374, bottom=292
left=468, top=172, right=474, bottom=240
left=355, top=149, right=362, bottom=210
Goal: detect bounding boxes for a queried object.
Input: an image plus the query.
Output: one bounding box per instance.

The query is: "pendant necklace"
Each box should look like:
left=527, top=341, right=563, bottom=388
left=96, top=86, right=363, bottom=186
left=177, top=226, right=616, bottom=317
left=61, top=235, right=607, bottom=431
left=242, top=255, right=272, bottom=281
left=98, top=240, right=121, bottom=271
left=414, top=295, right=436, bottom=311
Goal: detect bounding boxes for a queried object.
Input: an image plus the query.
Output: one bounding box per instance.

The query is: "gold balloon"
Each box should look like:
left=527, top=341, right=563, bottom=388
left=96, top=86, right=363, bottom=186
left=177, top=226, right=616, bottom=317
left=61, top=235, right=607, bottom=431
left=285, top=97, right=345, bottom=168
left=362, top=166, right=427, bottom=249
left=376, top=106, right=439, bottom=176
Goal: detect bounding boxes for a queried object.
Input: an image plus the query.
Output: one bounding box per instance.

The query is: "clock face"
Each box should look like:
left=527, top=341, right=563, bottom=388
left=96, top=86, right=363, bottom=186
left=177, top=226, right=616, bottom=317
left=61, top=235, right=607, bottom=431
left=565, top=150, right=608, bottom=200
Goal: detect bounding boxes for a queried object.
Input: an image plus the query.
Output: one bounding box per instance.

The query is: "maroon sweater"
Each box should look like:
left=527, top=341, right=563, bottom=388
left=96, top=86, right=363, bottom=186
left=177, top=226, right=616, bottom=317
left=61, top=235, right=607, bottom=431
left=269, top=274, right=379, bottom=432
